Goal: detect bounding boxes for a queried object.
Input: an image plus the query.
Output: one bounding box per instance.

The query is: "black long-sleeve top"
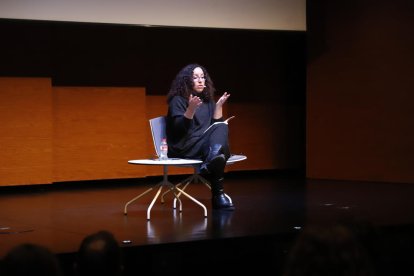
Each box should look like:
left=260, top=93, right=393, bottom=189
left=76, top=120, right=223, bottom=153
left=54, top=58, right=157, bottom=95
left=166, top=95, right=222, bottom=159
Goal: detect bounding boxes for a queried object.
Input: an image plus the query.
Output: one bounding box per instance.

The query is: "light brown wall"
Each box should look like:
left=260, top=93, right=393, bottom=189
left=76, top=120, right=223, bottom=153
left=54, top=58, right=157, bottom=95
left=0, top=78, right=290, bottom=186
left=307, top=0, right=414, bottom=183
left=53, top=86, right=147, bottom=182
left=0, top=78, right=53, bottom=186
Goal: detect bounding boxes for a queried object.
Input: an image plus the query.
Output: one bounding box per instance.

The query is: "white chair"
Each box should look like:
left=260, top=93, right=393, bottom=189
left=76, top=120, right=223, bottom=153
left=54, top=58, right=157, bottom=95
left=125, top=116, right=246, bottom=220
left=148, top=116, right=247, bottom=207
left=125, top=117, right=206, bottom=220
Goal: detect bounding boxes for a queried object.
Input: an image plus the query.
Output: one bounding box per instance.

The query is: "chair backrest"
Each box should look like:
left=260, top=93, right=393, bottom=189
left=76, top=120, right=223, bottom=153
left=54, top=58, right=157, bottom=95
left=149, top=116, right=247, bottom=164
left=149, top=116, right=167, bottom=158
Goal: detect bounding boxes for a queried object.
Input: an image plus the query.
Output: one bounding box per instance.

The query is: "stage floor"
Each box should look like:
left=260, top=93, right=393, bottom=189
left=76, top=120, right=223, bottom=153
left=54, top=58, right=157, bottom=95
left=1, top=170, right=414, bottom=275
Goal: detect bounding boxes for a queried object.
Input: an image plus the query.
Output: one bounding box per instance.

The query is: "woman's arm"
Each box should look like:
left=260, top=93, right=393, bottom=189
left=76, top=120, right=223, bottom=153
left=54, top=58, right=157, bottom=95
left=168, top=97, right=191, bottom=133
left=214, top=92, right=230, bottom=120
left=184, top=94, right=203, bottom=119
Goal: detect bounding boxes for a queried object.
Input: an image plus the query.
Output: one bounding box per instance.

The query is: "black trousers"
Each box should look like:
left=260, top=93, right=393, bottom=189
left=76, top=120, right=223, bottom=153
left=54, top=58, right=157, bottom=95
left=171, top=123, right=231, bottom=162
left=201, top=123, right=231, bottom=161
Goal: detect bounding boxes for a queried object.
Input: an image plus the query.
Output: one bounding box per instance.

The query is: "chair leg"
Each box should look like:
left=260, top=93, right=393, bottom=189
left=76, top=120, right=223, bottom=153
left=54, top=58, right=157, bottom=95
left=174, top=186, right=207, bottom=217
left=124, top=165, right=207, bottom=220
left=170, top=171, right=233, bottom=205
left=172, top=174, right=199, bottom=209
left=194, top=174, right=212, bottom=189
left=123, top=182, right=163, bottom=219
left=161, top=175, right=193, bottom=203
left=145, top=184, right=164, bottom=220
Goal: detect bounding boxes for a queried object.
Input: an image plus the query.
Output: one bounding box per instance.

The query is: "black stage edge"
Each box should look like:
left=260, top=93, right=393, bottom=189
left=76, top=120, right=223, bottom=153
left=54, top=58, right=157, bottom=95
left=57, top=224, right=414, bottom=276
left=58, top=233, right=294, bottom=276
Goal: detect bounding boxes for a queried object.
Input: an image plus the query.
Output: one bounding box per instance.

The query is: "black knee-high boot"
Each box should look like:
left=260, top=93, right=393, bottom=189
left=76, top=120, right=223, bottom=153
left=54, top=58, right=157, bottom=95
left=211, top=177, right=235, bottom=211
left=201, top=144, right=225, bottom=174
left=201, top=144, right=234, bottom=210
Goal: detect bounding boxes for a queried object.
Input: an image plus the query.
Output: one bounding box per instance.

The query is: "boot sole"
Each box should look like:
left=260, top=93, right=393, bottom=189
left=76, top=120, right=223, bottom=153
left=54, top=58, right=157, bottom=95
left=212, top=205, right=235, bottom=211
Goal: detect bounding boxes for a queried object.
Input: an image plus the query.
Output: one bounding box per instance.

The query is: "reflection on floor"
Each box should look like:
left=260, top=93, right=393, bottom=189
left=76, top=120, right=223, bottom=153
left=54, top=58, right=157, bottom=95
left=1, top=170, right=413, bottom=275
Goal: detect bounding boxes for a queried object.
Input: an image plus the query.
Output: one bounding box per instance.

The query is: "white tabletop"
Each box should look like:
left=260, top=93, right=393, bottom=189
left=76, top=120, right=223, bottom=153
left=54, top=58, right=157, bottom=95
left=128, top=158, right=202, bottom=166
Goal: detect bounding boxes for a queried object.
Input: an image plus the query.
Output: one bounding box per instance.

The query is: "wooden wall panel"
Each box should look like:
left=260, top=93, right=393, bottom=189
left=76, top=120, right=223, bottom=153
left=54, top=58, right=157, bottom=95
left=0, top=80, right=290, bottom=187
left=53, top=87, right=147, bottom=182
left=0, top=78, right=53, bottom=186
left=228, top=102, right=289, bottom=171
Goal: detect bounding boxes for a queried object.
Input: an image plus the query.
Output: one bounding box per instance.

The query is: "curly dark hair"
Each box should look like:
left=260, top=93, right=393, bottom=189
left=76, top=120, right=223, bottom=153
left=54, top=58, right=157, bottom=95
left=167, top=63, right=216, bottom=103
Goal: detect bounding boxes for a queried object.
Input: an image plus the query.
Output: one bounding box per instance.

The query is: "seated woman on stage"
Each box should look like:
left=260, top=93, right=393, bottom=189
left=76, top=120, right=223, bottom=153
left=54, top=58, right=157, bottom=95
left=165, top=63, right=234, bottom=211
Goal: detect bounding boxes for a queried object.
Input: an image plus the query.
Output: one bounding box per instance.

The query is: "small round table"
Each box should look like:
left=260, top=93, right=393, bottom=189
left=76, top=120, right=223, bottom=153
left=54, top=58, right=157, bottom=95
left=125, top=158, right=205, bottom=220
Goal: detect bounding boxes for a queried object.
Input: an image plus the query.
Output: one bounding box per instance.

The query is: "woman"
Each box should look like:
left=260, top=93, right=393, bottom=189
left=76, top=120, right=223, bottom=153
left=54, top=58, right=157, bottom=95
left=166, top=63, right=234, bottom=211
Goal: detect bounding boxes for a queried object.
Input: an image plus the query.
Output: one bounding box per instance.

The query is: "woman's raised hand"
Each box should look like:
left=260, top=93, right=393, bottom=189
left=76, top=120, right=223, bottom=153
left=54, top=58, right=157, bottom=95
left=188, top=94, right=202, bottom=112
left=216, top=92, right=230, bottom=108
left=184, top=94, right=203, bottom=119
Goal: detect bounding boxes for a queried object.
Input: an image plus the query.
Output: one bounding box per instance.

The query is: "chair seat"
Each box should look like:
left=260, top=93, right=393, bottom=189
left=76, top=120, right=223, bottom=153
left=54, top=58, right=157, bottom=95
left=128, top=159, right=202, bottom=166
left=227, top=154, right=247, bottom=165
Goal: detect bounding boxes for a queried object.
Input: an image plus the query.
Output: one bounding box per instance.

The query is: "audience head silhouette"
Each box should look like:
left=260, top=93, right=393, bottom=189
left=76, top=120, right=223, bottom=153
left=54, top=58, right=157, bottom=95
left=283, top=223, right=375, bottom=276
left=1, top=243, right=62, bottom=276
left=75, top=230, right=123, bottom=276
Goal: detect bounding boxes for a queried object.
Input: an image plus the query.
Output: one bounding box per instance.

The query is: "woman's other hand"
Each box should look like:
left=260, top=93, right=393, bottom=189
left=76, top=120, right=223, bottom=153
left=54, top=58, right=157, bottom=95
left=184, top=94, right=202, bottom=119
left=216, top=92, right=230, bottom=108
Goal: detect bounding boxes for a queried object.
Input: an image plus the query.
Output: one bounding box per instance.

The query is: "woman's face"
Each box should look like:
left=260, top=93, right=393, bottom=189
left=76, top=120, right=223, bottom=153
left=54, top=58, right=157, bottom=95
left=192, top=67, right=205, bottom=94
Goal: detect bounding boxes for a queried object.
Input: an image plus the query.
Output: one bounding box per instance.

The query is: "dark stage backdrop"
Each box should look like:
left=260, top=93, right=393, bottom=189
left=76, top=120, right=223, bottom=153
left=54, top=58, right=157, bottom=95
left=0, top=19, right=306, bottom=104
